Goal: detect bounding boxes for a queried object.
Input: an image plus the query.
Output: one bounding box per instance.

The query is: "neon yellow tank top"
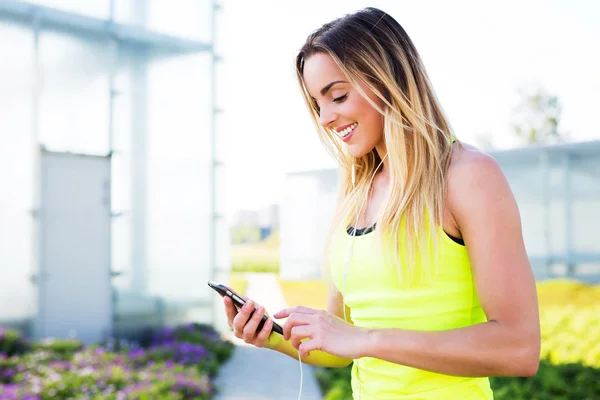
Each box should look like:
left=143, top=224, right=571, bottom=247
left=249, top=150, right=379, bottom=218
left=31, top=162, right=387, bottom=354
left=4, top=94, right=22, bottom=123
left=329, top=223, right=494, bottom=399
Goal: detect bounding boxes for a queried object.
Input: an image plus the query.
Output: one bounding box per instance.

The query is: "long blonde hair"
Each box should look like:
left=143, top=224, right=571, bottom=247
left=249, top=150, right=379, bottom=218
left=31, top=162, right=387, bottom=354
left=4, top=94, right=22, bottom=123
left=295, top=7, right=459, bottom=284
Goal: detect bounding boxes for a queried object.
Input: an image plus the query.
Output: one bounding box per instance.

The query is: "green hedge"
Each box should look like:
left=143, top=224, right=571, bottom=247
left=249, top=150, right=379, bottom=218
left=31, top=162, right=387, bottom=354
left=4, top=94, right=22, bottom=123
left=230, top=262, right=279, bottom=274
left=316, top=360, right=600, bottom=400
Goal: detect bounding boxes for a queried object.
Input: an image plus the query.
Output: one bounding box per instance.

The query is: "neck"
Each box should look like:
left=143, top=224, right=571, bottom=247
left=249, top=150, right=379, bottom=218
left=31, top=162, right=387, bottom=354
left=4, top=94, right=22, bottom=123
left=375, top=142, right=389, bottom=172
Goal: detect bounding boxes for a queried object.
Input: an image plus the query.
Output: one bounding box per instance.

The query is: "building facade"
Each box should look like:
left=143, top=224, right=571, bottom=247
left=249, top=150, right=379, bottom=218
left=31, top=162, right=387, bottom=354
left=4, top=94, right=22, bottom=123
left=0, top=0, right=230, bottom=343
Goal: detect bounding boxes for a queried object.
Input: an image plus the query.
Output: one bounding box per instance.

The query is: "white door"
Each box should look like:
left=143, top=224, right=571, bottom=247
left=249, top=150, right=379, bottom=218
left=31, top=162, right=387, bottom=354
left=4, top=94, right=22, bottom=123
left=37, top=150, right=112, bottom=344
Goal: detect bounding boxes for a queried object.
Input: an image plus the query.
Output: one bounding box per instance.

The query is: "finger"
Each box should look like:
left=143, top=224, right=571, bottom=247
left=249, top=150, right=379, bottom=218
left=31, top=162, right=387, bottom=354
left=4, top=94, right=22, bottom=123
left=273, top=306, right=318, bottom=319
left=298, top=338, right=321, bottom=359
left=255, top=318, right=273, bottom=347
left=290, top=325, right=311, bottom=350
left=232, top=300, right=254, bottom=336
left=283, top=313, right=313, bottom=341
left=223, top=297, right=238, bottom=325
left=242, top=305, right=265, bottom=342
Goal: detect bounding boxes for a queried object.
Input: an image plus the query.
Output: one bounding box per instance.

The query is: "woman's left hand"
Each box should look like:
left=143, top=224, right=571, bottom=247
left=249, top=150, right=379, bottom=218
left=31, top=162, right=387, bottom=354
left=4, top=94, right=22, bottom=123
left=273, top=306, right=368, bottom=359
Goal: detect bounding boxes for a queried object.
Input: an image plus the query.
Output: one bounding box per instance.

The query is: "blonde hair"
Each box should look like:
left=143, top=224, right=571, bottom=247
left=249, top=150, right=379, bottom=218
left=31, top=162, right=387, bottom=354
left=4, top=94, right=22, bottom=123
left=295, top=7, right=459, bottom=284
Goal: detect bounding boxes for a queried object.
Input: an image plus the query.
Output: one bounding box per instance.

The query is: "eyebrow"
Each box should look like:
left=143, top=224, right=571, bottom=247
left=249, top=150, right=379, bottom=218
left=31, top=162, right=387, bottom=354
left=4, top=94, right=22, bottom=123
left=320, top=80, right=348, bottom=96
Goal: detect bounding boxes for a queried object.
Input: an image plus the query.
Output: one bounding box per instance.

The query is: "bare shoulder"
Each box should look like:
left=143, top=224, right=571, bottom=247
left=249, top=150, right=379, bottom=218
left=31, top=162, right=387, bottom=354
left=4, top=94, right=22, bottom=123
left=447, top=142, right=508, bottom=193
left=447, top=142, right=503, bottom=181
left=446, top=142, right=516, bottom=224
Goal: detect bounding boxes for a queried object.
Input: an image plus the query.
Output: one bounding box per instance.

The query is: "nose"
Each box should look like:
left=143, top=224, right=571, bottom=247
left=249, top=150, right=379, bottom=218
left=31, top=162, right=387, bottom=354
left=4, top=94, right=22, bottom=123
left=318, top=104, right=337, bottom=129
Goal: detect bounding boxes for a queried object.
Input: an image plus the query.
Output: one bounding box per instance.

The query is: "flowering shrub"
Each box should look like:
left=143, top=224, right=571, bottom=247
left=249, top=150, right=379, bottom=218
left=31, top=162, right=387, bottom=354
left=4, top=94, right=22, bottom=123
left=31, top=338, right=84, bottom=360
left=0, top=327, right=29, bottom=357
left=0, top=323, right=234, bottom=399
left=537, top=279, right=600, bottom=368
left=147, top=323, right=234, bottom=376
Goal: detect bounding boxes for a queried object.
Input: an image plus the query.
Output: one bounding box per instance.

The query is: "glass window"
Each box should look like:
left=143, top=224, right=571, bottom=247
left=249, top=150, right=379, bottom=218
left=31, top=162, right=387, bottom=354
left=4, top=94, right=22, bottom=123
left=145, top=52, right=213, bottom=301
left=215, top=217, right=231, bottom=271
left=27, top=0, right=109, bottom=19
left=571, top=154, right=600, bottom=254
left=38, top=30, right=111, bottom=155
left=215, top=164, right=226, bottom=216
left=146, top=0, right=212, bottom=41
left=0, top=21, right=36, bottom=328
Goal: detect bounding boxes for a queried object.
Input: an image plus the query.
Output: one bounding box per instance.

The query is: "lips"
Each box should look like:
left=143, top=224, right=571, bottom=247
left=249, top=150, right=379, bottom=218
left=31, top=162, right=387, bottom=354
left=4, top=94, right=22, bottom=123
left=334, top=122, right=358, bottom=139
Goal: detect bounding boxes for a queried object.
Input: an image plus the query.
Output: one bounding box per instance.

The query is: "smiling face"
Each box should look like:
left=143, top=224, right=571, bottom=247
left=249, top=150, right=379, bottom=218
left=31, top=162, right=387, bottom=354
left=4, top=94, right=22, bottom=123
left=302, top=52, right=386, bottom=158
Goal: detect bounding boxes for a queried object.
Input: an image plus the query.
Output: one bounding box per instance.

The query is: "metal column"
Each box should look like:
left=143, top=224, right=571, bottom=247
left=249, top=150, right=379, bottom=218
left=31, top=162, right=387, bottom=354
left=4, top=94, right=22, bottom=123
left=540, top=152, right=552, bottom=277
left=209, top=0, right=225, bottom=325
left=563, top=154, right=574, bottom=276
left=30, top=9, right=42, bottom=339
left=130, top=0, right=149, bottom=294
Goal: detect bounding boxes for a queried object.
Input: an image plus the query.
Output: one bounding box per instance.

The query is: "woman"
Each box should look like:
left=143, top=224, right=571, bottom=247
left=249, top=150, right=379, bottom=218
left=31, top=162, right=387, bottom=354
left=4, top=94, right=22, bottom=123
left=223, top=7, right=540, bottom=399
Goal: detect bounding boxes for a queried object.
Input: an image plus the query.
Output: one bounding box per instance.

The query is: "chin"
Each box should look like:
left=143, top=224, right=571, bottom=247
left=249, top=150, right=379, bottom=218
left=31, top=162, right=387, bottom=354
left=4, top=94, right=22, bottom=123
left=348, top=144, right=373, bottom=159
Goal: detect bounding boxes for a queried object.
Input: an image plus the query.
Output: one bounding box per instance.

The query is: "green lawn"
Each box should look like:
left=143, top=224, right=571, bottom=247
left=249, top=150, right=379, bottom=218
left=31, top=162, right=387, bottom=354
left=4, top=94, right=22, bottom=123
left=231, top=243, right=279, bottom=273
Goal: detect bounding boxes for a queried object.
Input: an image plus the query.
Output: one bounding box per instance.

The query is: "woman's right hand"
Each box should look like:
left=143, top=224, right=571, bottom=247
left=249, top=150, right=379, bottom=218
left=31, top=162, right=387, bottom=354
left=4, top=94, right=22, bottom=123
left=223, top=295, right=276, bottom=348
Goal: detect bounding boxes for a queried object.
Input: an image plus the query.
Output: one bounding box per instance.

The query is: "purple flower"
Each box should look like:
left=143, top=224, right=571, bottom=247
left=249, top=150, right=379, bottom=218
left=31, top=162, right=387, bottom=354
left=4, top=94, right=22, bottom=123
left=128, top=348, right=145, bottom=359
left=3, top=368, right=15, bottom=378
left=1, top=383, right=19, bottom=393
left=48, top=361, right=70, bottom=370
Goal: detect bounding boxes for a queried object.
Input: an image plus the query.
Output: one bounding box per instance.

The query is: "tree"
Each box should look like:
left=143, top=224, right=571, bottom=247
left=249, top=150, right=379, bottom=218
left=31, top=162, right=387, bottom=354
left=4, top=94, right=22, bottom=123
left=511, top=87, right=568, bottom=145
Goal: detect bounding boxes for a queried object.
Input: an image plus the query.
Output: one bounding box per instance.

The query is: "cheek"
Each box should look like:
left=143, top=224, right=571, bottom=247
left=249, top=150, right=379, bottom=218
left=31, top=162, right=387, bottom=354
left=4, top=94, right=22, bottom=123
left=355, top=97, right=383, bottom=128
left=361, top=110, right=384, bottom=141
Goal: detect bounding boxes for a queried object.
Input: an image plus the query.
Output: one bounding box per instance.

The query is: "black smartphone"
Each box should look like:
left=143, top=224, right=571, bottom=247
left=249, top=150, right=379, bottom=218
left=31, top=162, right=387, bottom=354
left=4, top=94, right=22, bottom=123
left=208, top=280, right=283, bottom=335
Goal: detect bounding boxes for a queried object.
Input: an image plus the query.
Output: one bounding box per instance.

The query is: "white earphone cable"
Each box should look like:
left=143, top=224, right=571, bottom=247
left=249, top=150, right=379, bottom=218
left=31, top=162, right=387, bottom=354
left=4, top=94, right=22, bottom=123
left=297, top=350, right=303, bottom=400
left=295, top=155, right=387, bottom=400
left=342, top=155, right=387, bottom=400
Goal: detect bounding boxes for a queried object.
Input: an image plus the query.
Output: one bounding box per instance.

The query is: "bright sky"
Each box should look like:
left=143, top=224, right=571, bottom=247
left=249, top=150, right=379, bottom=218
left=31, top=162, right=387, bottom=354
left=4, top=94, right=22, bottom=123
left=221, top=0, right=600, bottom=218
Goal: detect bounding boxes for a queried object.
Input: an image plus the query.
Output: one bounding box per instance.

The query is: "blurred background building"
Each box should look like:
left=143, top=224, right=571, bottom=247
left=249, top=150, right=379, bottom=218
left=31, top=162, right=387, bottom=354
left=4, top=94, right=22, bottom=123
left=231, top=204, right=279, bottom=243
left=280, top=140, right=600, bottom=283
left=0, top=0, right=230, bottom=344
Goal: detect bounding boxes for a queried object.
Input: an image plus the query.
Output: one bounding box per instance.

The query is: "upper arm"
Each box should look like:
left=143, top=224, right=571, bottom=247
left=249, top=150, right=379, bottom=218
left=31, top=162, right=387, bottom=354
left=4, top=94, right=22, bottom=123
left=327, top=282, right=353, bottom=324
left=447, top=151, right=540, bottom=338
left=326, top=172, right=355, bottom=323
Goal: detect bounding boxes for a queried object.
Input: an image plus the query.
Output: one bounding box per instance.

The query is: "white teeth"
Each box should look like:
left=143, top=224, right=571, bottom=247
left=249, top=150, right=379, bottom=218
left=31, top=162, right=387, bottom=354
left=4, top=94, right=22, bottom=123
left=338, top=122, right=357, bottom=138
